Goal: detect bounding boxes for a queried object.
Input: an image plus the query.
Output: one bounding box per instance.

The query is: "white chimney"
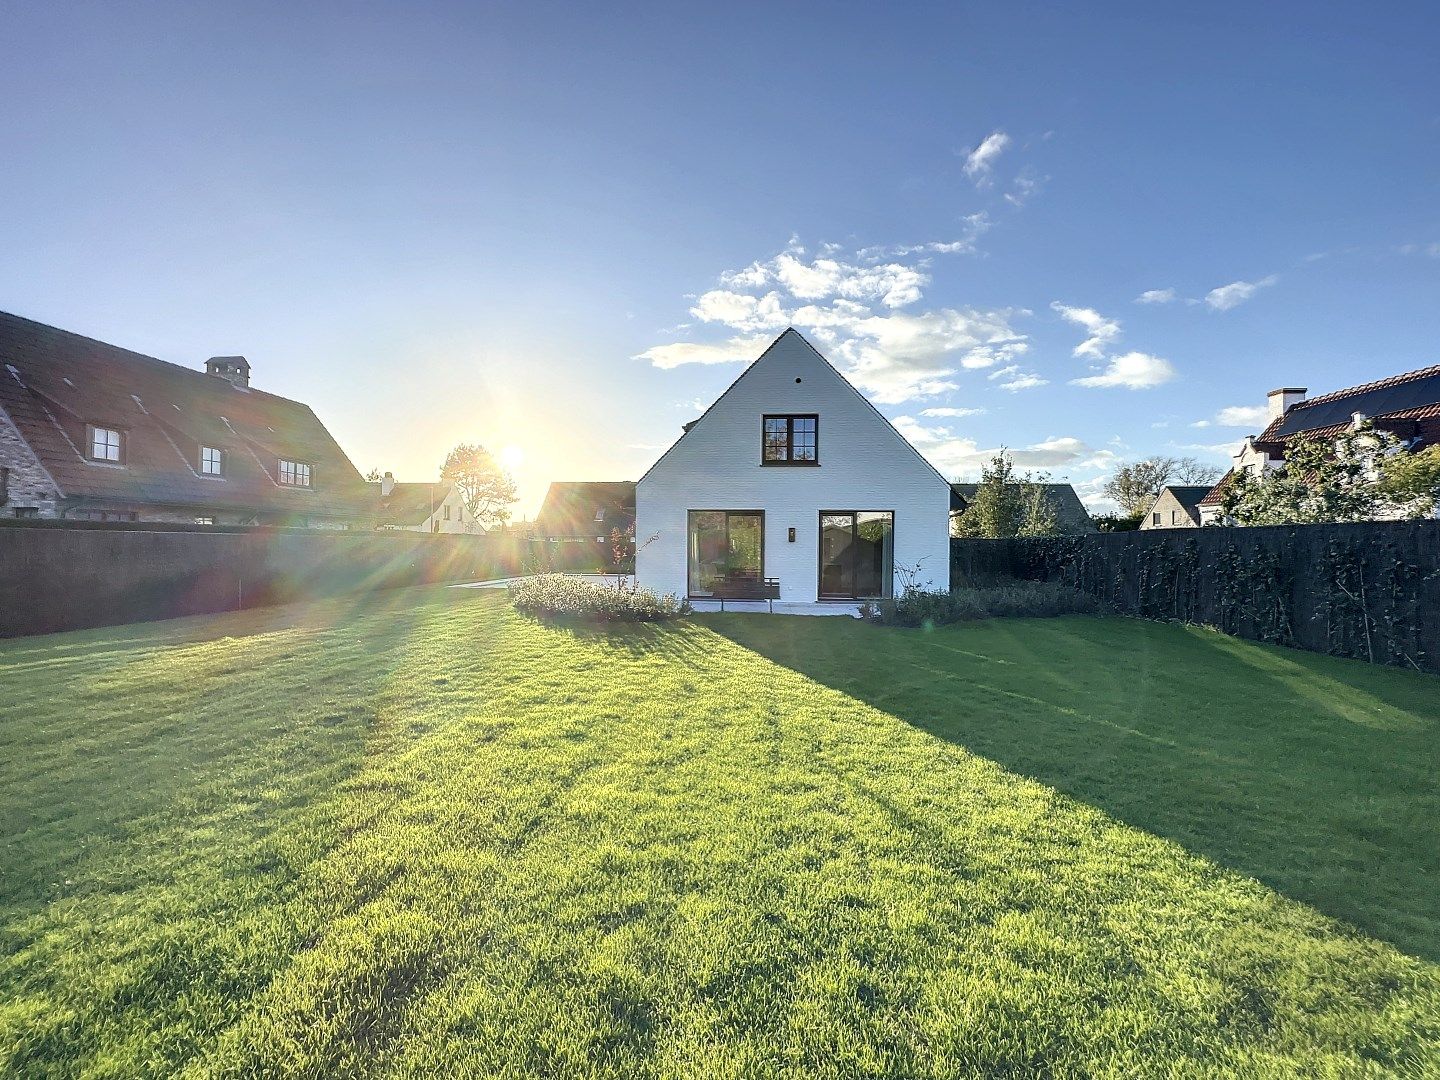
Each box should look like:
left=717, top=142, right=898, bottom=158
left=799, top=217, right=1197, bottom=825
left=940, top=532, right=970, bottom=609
left=381, top=471, right=396, bottom=496
left=206, top=355, right=251, bottom=388
left=1267, top=386, right=1307, bottom=421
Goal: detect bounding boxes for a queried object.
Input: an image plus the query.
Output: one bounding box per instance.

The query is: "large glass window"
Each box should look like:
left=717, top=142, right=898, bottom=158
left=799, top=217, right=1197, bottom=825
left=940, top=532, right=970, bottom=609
left=761, top=415, right=818, bottom=465
left=819, top=511, right=894, bottom=599
left=687, top=511, right=764, bottom=596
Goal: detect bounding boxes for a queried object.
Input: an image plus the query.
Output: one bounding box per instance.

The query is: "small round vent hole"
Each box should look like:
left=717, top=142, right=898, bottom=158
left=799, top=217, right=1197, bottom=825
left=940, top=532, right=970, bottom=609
left=795, top=377, right=802, bottom=383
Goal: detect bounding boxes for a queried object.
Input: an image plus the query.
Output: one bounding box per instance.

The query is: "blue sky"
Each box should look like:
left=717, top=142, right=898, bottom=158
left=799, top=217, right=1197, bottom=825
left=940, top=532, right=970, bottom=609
left=3, top=1, right=1438, bottom=514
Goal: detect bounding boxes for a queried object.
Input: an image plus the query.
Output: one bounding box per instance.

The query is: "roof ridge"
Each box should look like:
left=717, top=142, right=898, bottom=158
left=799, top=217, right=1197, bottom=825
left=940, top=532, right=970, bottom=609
left=0, top=309, right=305, bottom=409
left=1289, top=363, right=1440, bottom=411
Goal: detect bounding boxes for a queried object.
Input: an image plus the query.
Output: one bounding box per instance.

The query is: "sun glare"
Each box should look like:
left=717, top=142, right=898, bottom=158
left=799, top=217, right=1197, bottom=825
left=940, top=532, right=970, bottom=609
left=500, top=444, right=524, bottom=470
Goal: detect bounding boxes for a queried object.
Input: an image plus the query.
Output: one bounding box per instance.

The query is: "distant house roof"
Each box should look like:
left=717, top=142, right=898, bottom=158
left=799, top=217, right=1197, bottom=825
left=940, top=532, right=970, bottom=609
left=0, top=311, right=371, bottom=519
left=1202, top=365, right=1440, bottom=509
left=1255, top=364, right=1440, bottom=451
left=950, top=482, right=1094, bottom=533
left=536, top=481, right=635, bottom=537
left=1155, top=485, right=1211, bottom=523
left=378, top=481, right=454, bottom=526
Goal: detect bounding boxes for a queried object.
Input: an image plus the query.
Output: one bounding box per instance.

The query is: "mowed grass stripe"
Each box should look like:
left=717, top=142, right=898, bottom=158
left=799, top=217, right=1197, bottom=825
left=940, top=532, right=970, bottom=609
left=0, top=588, right=1435, bottom=1077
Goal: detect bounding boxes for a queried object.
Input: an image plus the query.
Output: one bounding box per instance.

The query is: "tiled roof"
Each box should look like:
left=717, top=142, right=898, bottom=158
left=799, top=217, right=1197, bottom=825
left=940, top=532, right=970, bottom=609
left=0, top=311, right=371, bottom=519
left=1158, top=485, right=1213, bottom=513
left=1256, top=365, right=1440, bottom=448
left=536, top=481, right=635, bottom=537
left=378, top=482, right=454, bottom=526
left=1198, top=470, right=1235, bottom=508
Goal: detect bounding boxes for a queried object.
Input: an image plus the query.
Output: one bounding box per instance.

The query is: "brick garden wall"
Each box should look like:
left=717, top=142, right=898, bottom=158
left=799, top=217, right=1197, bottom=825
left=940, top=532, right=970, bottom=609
left=951, top=520, right=1440, bottom=672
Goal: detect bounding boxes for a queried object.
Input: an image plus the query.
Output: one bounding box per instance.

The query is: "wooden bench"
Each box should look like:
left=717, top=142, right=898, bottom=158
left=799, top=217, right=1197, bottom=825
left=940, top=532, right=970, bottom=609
left=709, top=575, right=781, bottom=612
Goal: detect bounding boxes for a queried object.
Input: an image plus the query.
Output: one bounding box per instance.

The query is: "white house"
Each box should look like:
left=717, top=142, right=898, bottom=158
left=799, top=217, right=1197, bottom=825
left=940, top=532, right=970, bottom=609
left=636, top=329, right=952, bottom=608
left=375, top=472, right=475, bottom=533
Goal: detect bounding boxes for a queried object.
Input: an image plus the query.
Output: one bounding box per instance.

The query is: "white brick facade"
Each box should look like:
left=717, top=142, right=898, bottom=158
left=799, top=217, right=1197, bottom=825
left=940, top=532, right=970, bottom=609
left=636, top=330, right=952, bottom=603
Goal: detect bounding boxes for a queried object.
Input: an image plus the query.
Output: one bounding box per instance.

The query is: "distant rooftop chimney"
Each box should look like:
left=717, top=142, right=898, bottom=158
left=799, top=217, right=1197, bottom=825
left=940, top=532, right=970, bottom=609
left=381, top=471, right=396, bottom=497
left=1267, top=386, right=1306, bottom=421
left=206, top=355, right=250, bottom=389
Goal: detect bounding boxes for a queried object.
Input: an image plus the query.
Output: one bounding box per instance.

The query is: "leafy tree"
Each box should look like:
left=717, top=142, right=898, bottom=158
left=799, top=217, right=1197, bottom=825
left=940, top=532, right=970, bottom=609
left=439, top=443, right=518, bottom=528
left=952, top=452, right=1063, bottom=538
left=1092, top=512, right=1143, bottom=532
left=1103, top=456, right=1222, bottom=516
left=1221, top=422, right=1439, bottom=525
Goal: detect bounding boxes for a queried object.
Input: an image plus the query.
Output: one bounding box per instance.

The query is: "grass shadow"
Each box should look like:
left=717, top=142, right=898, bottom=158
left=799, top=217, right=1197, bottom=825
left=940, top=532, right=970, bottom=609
left=703, top=612, right=1440, bottom=962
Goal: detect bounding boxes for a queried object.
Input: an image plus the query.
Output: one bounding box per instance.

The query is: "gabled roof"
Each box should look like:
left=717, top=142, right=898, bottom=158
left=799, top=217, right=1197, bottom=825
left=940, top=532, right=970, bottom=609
left=377, top=481, right=454, bottom=526
left=1199, top=470, right=1237, bottom=508
left=0, top=310, right=371, bottom=518
left=950, top=482, right=1095, bottom=532
left=1255, top=364, right=1440, bottom=450
left=1155, top=485, right=1212, bottom=521
left=639, top=327, right=949, bottom=486
left=536, top=481, right=636, bottom=536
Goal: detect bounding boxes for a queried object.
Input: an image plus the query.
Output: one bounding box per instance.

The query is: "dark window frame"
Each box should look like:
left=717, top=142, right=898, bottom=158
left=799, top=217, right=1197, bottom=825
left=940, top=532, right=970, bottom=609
left=687, top=509, right=766, bottom=598
left=817, top=509, right=895, bottom=600
left=86, top=424, right=125, bottom=464
left=761, top=414, right=819, bottom=466
left=278, top=458, right=313, bottom=488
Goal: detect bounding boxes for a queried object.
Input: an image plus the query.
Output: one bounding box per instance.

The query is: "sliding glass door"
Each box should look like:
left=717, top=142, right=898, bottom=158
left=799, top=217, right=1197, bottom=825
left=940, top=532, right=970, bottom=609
left=688, top=511, right=764, bottom=597
left=818, top=511, right=894, bottom=599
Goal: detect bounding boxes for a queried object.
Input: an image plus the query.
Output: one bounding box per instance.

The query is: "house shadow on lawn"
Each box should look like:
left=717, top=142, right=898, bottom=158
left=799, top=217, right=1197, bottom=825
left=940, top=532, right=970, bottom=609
left=703, top=613, right=1440, bottom=963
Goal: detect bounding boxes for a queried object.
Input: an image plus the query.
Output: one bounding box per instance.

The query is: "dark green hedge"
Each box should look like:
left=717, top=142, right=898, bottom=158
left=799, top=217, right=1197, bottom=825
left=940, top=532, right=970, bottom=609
left=952, top=520, right=1440, bottom=672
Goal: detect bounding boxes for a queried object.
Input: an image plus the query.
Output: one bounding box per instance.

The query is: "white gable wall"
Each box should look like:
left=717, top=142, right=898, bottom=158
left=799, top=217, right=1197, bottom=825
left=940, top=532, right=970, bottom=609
left=636, top=331, right=952, bottom=603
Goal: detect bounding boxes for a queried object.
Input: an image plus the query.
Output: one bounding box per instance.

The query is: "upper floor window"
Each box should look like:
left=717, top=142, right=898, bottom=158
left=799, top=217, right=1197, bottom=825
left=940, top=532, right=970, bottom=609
left=443, top=504, right=451, bottom=521
left=762, top=414, right=818, bottom=465
left=594, top=507, right=605, bottom=522
left=1152, top=512, right=1161, bottom=526
left=88, top=426, right=123, bottom=463
left=278, top=459, right=312, bottom=487
left=200, top=446, right=225, bottom=476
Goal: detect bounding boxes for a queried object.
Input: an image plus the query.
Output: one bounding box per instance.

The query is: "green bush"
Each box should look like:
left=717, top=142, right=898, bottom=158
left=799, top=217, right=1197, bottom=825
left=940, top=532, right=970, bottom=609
left=863, top=580, right=1104, bottom=627
left=509, top=574, right=690, bottom=622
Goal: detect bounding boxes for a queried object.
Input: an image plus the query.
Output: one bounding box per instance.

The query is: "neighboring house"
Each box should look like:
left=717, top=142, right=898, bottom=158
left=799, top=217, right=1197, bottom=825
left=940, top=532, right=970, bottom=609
left=949, top=482, right=1094, bottom=533
left=535, top=481, right=636, bottom=543
left=374, top=472, right=473, bottom=533
left=1199, top=369, right=1440, bottom=524
left=1140, top=485, right=1210, bottom=530
left=0, top=311, right=372, bottom=526
left=636, top=328, right=952, bottom=605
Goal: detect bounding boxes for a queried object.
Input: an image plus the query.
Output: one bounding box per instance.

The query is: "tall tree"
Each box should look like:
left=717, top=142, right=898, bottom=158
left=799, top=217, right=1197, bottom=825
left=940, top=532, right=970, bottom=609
left=952, top=452, right=1063, bottom=538
left=439, top=443, right=518, bottom=528
left=1103, top=456, right=1221, bottom=516
left=1222, top=423, right=1440, bottom=525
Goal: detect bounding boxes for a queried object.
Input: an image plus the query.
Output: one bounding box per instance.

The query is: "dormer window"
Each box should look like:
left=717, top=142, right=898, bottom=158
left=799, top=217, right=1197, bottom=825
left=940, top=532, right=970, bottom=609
left=87, top=425, right=123, bottom=463
left=278, top=459, right=312, bottom=487
left=200, top=446, right=225, bottom=476
left=762, top=415, right=818, bottom=465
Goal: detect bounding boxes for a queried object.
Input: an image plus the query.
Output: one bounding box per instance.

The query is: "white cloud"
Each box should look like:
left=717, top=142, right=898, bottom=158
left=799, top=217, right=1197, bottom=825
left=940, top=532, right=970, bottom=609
left=920, top=406, right=985, bottom=418
left=634, top=333, right=775, bottom=370
left=1135, top=288, right=1176, bottom=305
left=1004, top=169, right=1045, bottom=208
left=1398, top=242, right=1440, bottom=257
left=1050, top=302, right=1122, bottom=358
left=986, top=364, right=1047, bottom=392
left=858, top=214, right=993, bottom=260
left=772, top=253, right=928, bottom=308
left=689, top=290, right=789, bottom=331
left=1191, top=404, right=1269, bottom=429
left=903, top=423, right=1116, bottom=479
left=1071, top=351, right=1177, bottom=390
left=963, top=130, right=1011, bottom=186
left=1205, top=275, right=1278, bottom=311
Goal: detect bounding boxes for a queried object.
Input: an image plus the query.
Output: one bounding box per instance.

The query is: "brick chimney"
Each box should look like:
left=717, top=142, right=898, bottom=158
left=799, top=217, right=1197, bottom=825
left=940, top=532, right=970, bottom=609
left=206, top=355, right=250, bottom=388
left=381, top=471, right=396, bottom=497
left=1266, top=386, right=1306, bottom=421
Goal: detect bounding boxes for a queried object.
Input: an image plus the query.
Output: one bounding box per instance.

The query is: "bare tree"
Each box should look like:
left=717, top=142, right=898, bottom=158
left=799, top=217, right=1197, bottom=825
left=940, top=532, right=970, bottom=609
left=1103, top=456, right=1221, bottom=517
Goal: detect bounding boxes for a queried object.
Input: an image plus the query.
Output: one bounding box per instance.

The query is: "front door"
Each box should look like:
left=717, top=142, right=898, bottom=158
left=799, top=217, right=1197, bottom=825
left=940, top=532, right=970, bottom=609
left=818, top=511, right=894, bottom=599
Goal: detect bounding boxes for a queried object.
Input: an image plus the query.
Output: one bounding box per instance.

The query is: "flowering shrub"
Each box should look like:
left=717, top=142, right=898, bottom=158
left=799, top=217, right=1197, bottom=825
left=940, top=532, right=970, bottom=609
left=861, top=581, right=1104, bottom=627
left=509, top=574, right=690, bottom=622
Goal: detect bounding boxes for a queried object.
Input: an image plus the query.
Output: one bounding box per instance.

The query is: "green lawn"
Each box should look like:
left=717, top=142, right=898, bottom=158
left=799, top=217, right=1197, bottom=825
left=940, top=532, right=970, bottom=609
left=1, top=589, right=1438, bottom=1078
